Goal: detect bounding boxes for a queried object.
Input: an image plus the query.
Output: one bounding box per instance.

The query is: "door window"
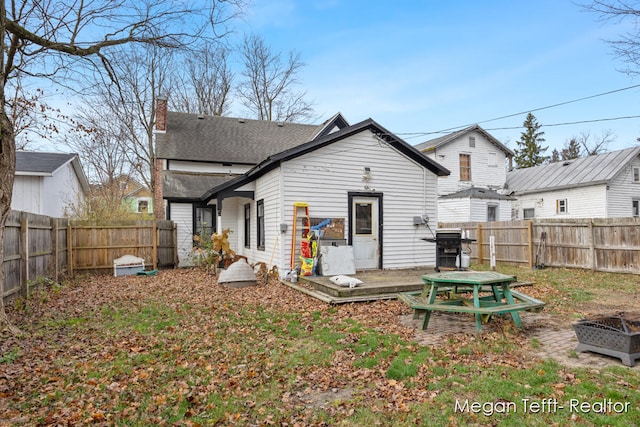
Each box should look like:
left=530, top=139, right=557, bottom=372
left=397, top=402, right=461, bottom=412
left=355, top=203, right=373, bottom=235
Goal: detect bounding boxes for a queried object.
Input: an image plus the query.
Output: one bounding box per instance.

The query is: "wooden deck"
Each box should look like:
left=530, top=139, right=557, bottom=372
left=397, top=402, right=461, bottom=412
left=282, top=268, right=432, bottom=304
left=281, top=268, right=535, bottom=304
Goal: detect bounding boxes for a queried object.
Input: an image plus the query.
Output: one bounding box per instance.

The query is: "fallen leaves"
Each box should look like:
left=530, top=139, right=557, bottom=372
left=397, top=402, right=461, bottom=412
left=2, top=267, right=638, bottom=425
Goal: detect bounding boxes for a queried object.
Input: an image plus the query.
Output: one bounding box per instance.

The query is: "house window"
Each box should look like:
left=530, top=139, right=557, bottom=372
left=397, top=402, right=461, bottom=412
left=556, top=199, right=568, bottom=214
left=194, top=204, right=216, bottom=243
left=459, top=154, right=471, bottom=181
left=487, top=204, right=498, bottom=222
left=469, top=136, right=476, bottom=148
left=633, top=200, right=640, bottom=217
left=488, top=152, right=497, bottom=167
left=523, top=208, right=535, bottom=219
left=257, top=199, right=265, bottom=250
left=137, top=200, right=149, bottom=213
left=633, top=167, right=640, bottom=183
left=244, top=203, right=251, bottom=248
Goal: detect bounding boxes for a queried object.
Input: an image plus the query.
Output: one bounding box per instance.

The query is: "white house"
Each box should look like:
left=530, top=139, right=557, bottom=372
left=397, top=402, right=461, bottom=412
left=506, top=146, right=640, bottom=219
left=414, top=125, right=514, bottom=222
left=12, top=151, right=89, bottom=217
left=155, top=106, right=450, bottom=270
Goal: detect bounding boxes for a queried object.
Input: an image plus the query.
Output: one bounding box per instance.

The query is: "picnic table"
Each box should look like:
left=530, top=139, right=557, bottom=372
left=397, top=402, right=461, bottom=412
left=398, top=271, right=545, bottom=332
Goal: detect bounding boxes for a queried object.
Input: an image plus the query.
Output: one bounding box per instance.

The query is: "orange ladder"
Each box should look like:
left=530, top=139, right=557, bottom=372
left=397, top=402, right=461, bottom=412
left=290, top=202, right=310, bottom=269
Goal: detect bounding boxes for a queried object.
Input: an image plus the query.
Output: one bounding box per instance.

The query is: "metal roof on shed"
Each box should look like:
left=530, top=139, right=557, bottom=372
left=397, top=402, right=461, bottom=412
left=505, top=146, right=640, bottom=195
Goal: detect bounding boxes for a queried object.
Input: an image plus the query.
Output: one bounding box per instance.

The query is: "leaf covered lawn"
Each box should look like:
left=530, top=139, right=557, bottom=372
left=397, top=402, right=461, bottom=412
left=1, top=268, right=638, bottom=426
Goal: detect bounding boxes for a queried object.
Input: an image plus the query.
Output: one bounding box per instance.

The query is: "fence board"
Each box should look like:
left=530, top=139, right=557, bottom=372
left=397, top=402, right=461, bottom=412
left=442, top=217, right=640, bottom=275
left=3, top=211, right=176, bottom=303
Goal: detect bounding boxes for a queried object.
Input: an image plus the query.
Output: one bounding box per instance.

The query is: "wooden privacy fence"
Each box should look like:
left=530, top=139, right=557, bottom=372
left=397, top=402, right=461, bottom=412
left=68, top=219, right=177, bottom=276
left=441, top=218, right=640, bottom=274
left=2, top=210, right=177, bottom=303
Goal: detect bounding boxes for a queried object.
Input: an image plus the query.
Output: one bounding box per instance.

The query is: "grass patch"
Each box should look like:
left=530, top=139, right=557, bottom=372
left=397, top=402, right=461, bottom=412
left=4, top=268, right=640, bottom=426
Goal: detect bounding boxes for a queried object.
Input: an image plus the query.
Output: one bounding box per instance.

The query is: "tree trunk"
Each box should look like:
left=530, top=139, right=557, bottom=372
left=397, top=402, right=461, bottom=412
left=0, top=105, right=21, bottom=335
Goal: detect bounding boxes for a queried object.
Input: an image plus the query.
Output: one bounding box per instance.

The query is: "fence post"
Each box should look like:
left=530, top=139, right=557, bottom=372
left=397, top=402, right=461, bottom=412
left=19, top=213, right=29, bottom=297
left=589, top=220, right=596, bottom=272
left=528, top=221, right=534, bottom=269
left=173, top=222, right=179, bottom=267
left=476, top=223, right=484, bottom=264
left=152, top=221, right=158, bottom=270
left=49, top=217, right=58, bottom=283
left=67, top=223, right=74, bottom=278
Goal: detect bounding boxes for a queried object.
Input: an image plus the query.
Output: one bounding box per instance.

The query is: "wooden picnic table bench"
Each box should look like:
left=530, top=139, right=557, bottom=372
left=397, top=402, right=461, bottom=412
left=399, top=271, right=545, bottom=332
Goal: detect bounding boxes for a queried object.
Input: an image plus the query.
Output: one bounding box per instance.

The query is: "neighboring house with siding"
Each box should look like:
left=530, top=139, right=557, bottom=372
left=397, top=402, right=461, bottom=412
left=506, top=146, right=640, bottom=219
left=414, top=125, right=514, bottom=222
left=155, top=103, right=450, bottom=269
left=12, top=151, right=89, bottom=217
left=119, top=176, right=154, bottom=216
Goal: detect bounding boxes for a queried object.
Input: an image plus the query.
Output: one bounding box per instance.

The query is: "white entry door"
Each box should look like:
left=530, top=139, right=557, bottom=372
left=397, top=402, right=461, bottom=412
left=352, top=196, right=380, bottom=270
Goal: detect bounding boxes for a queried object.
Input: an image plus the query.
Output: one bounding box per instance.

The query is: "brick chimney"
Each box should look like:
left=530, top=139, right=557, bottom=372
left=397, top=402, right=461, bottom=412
left=155, top=97, right=167, bottom=133
left=153, top=158, right=165, bottom=220
left=153, top=96, right=167, bottom=219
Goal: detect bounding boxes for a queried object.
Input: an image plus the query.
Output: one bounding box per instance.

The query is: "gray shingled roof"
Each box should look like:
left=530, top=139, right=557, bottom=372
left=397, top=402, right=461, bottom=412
left=506, top=146, right=640, bottom=195
left=16, top=151, right=77, bottom=174
left=156, top=112, right=327, bottom=163
left=440, top=187, right=515, bottom=200
left=414, top=124, right=514, bottom=156
left=201, top=118, right=451, bottom=201
left=163, top=171, right=237, bottom=200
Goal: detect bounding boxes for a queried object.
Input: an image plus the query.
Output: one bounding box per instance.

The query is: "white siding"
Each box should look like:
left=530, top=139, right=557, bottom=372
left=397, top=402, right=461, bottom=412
left=512, top=185, right=607, bottom=219
left=426, top=131, right=508, bottom=195
left=12, top=176, right=42, bottom=214
left=439, top=198, right=511, bottom=223
left=277, top=131, right=438, bottom=270
left=606, top=157, right=640, bottom=217
left=43, top=164, right=84, bottom=217
left=169, top=160, right=251, bottom=175
left=249, top=168, right=282, bottom=266
left=469, top=199, right=510, bottom=222
left=438, top=198, right=470, bottom=222
left=170, top=202, right=195, bottom=266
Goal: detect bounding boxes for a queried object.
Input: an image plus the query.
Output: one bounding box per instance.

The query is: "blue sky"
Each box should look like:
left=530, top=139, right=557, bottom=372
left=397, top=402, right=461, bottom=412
left=230, top=0, right=640, bottom=153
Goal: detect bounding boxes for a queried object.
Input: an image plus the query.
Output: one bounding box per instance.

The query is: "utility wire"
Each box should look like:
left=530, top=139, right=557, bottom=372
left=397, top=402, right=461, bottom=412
left=398, top=83, right=640, bottom=138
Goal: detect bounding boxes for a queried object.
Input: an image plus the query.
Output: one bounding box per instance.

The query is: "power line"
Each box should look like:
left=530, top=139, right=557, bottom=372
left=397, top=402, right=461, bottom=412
left=398, top=83, right=640, bottom=138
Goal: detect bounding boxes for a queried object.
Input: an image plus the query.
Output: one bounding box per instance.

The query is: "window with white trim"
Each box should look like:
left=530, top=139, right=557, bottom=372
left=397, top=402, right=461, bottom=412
left=523, top=208, right=535, bottom=219
left=556, top=199, right=568, bottom=214
left=633, top=166, right=640, bottom=183
left=633, top=199, right=640, bottom=217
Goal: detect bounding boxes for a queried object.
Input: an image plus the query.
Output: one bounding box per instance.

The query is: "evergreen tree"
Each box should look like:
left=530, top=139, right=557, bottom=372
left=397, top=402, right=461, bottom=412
left=514, top=112, right=548, bottom=168
left=550, top=148, right=560, bottom=163
left=562, top=138, right=581, bottom=160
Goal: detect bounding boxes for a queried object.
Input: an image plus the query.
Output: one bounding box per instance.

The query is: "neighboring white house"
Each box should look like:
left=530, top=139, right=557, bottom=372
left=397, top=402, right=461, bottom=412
left=155, top=104, right=450, bottom=269
left=414, top=124, right=514, bottom=222
left=13, top=151, right=89, bottom=217
left=506, top=146, right=640, bottom=219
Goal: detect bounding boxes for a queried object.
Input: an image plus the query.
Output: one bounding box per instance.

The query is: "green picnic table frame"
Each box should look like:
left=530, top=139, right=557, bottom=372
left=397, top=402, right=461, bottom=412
left=398, top=271, right=545, bottom=332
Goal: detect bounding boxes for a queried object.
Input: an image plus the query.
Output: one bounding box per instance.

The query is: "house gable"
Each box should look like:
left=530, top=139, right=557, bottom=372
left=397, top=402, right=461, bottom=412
left=201, top=118, right=450, bottom=202
left=415, top=125, right=511, bottom=195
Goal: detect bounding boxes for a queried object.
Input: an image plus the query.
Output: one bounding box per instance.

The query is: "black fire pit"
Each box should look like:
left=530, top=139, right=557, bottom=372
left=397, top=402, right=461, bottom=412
left=573, top=313, right=640, bottom=367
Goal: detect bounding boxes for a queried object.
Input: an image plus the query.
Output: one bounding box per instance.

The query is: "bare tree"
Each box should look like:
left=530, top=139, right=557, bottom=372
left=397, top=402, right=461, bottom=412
left=86, top=43, right=173, bottom=199
left=67, top=107, right=133, bottom=185
left=0, top=0, right=244, bottom=334
left=237, top=34, right=314, bottom=122
left=583, top=1, right=640, bottom=76
left=170, top=44, right=233, bottom=116
left=575, top=129, right=615, bottom=155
